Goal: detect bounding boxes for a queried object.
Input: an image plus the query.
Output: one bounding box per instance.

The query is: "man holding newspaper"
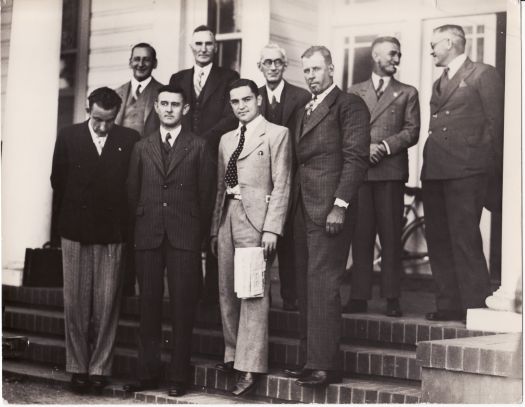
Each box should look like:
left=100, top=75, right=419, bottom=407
left=210, top=78, right=292, bottom=396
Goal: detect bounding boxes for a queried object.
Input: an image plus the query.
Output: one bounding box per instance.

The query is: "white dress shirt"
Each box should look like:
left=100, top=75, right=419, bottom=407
left=160, top=124, right=182, bottom=146
left=193, top=63, right=213, bottom=88
left=266, top=80, right=285, bottom=104
left=445, top=53, right=467, bottom=79
left=88, top=120, right=107, bottom=156
left=309, top=82, right=336, bottom=112
left=131, top=76, right=152, bottom=99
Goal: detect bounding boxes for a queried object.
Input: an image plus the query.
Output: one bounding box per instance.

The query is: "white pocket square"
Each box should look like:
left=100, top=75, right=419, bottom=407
left=459, top=80, right=468, bottom=88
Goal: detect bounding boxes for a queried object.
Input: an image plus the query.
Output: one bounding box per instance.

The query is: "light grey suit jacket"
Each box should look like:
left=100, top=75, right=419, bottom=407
left=211, top=117, right=291, bottom=238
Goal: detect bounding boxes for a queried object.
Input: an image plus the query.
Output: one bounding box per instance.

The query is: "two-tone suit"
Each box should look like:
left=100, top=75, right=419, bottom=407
left=293, top=86, right=370, bottom=370
left=421, top=57, right=504, bottom=312
left=115, top=77, right=163, bottom=138
left=211, top=116, right=291, bottom=373
left=259, top=81, right=310, bottom=305
left=169, top=64, right=239, bottom=303
left=126, top=129, right=214, bottom=384
left=50, top=121, right=139, bottom=376
left=348, top=78, right=420, bottom=299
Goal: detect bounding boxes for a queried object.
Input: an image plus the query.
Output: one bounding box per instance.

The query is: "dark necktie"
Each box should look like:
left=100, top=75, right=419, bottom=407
left=224, top=125, right=246, bottom=187
left=163, top=132, right=172, bottom=153
left=438, top=67, right=450, bottom=93
left=376, top=78, right=384, bottom=99
left=270, top=94, right=277, bottom=110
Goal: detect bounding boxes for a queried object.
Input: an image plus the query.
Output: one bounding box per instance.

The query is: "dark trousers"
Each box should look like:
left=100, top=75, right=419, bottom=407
left=203, top=249, right=219, bottom=302
left=422, top=174, right=491, bottom=311
left=351, top=181, right=404, bottom=299
left=276, top=218, right=297, bottom=303
left=294, top=198, right=355, bottom=370
left=135, top=237, right=201, bottom=384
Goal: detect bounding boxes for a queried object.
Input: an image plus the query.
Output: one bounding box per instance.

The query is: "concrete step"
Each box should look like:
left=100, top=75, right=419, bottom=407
left=3, top=285, right=496, bottom=347
left=4, top=308, right=421, bottom=380
left=2, top=359, right=265, bottom=404
left=3, top=334, right=421, bottom=404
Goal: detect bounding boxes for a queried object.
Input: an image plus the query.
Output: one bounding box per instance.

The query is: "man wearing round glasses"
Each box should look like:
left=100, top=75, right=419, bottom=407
left=257, top=43, right=310, bottom=312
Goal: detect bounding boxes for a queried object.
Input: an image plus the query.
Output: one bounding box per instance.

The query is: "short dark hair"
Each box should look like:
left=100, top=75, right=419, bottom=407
left=371, top=36, right=401, bottom=50
left=130, top=42, right=157, bottom=61
left=434, top=24, right=466, bottom=50
left=301, top=46, right=333, bottom=65
left=156, top=85, right=187, bottom=103
left=227, top=79, right=260, bottom=98
left=193, top=24, right=215, bottom=37
left=88, top=87, right=122, bottom=111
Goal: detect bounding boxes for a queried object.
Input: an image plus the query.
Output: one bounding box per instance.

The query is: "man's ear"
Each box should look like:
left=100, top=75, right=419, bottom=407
left=182, top=103, right=190, bottom=116
left=152, top=59, right=158, bottom=69
left=256, top=94, right=263, bottom=107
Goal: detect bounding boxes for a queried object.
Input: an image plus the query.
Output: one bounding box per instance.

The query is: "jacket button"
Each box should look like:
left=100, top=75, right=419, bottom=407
left=442, top=127, right=447, bottom=132
left=162, top=203, right=168, bottom=207
left=428, top=130, right=433, bottom=135
left=162, top=184, right=168, bottom=189
left=432, top=114, right=437, bottom=119
left=445, top=110, right=450, bottom=115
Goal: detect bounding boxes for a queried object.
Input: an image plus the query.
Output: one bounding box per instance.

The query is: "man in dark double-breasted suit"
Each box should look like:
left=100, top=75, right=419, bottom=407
left=257, top=43, right=311, bottom=311
left=346, top=37, right=420, bottom=317
left=124, top=85, right=215, bottom=397
left=422, top=25, right=504, bottom=322
left=169, top=25, right=239, bottom=304
left=51, top=87, right=139, bottom=394
left=285, top=46, right=370, bottom=387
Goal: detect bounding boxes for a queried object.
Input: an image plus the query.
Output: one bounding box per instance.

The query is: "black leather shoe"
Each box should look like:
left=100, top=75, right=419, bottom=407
left=283, top=299, right=298, bottom=311
left=90, top=375, right=108, bottom=394
left=284, top=367, right=311, bottom=379
left=123, top=379, right=159, bottom=393
left=232, top=372, right=258, bottom=396
left=385, top=298, right=403, bottom=317
left=296, top=370, right=341, bottom=387
left=426, top=310, right=466, bottom=322
left=342, top=299, right=367, bottom=314
left=168, top=382, right=187, bottom=397
left=216, top=361, right=235, bottom=373
left=70, top=373, right=90, bottom=394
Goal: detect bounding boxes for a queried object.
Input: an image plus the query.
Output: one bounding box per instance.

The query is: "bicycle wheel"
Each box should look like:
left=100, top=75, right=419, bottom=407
left=401, top=217, right=430, bottom=274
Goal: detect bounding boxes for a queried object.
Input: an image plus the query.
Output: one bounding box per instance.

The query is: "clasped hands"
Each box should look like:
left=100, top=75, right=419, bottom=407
left=370, top=143, right=387, bottom=165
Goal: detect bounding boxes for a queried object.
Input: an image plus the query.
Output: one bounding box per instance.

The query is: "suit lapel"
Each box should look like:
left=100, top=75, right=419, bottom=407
left=238, top=117, right=265, bottom=160
left=281, top=82, right=295, bottom=125
left=146, top=131, right=165, bottom=175
left=359, top=79, right=378, bottom=114
left=433, top=58, right=476, bottom=112
left=142, top=78, right=158, bottom=124
left=370, top=79, right=403, bottom=123
left=259, top=86, right=268, bottom=118
left=115, top=82, right=131, bottom=124
left=300, top=86, right=339, bottom=139
left=200, top=65, right=222, bottom=106
left=166, top=130, right=193, bottom=176
left=181, top=69, right=195, bottom=104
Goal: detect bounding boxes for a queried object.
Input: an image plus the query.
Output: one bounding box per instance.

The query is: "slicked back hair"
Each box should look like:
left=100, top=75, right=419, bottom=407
left=371, top=36, right=401, bottom=52
left=434, top=24, right=466, bottom=51
left=260, top=43, right=288, bottom=64
left=130, top=42, right=157, bottom=61
left=227, top=78, right=260, bottom=98
left=301, top=46, right=333, bottom=65
left=88, top=87, right=122, bottom=111
left=156, top=85, right=187, bottom=104
left=193, top=24, right=216, bottom=38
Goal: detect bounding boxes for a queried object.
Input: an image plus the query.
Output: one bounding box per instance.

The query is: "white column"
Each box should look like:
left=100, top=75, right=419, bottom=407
left=2, top=0, right=63, bottom=285
left=467, top=0, right=522, bottom=332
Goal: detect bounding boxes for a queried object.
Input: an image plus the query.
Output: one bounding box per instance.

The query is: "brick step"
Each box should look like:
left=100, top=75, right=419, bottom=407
left=3, top=285, right=495, bottom=346
left=3, top=332, right=421, bottom=404
left=4, top=308, right=421, bottom=381
left=2, top=359, right=266, bottom=404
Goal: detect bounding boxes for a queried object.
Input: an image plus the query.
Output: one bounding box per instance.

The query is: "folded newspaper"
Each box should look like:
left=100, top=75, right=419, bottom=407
left=234, top=247, right=266, bottom=299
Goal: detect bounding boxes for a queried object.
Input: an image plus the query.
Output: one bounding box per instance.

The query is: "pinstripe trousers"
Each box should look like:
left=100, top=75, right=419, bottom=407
left=61, top=237, right=124, bottom=376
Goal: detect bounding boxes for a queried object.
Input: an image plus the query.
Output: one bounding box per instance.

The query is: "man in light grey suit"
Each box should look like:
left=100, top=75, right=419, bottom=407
left=115, top=43, right=163, bottom=138
left=346, top=36, right=420, bottom=317
left=210, top=79, right=291, bottom=396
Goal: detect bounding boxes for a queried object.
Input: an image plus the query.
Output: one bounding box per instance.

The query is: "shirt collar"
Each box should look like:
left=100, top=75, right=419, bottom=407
left=88, top=119, right=105, bottom=139
left=312, top=82, right=336, bottom=106
left=160, top=124, right=182, bottom=146
left=131, top=76, right=152, bottom=95
left=237, top=114, right=264, bottom=136
left=446, top=53, right=467, bottom=79
left=266, top=80, right=285, bottom=103
left=194, top=63, right=213, bottom=80
left=371, top=72, right=391, bottom=90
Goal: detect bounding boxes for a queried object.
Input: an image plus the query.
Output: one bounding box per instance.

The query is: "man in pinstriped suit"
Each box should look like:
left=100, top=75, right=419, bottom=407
left=124, top=85, right=215, bottom=397
left=285, top=46, right=370, bottom=387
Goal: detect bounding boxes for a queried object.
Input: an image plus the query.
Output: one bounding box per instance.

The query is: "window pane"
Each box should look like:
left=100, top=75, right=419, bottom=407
left=465, top=38, right=473, bottom=59
left=352, top=46, right=373, bottom=85
left=477, top=37, right=484, bottom=62
left=477, top=25, right=485, bottom=34
left=61, top=0, right=78, bottom=50
left=216, top=39, right=242, bottom=72
left=208, top=0, right=241, bottom=34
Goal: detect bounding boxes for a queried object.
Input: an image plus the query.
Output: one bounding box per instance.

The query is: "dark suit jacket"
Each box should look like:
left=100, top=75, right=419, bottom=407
left=293, top=86, right=371, bottom=226
left=127, top=129, right=215, bottom=252
left=259, top=81, right=311, bottom=135
left=50, top=122, right=140, bottom=244
left=348, top=78, right=420, bottom=181
left=421, top=57, right=504, bottom=181
left=114, top=77, right=163, bottom=137
left=169, top=65, right=239, bottom=160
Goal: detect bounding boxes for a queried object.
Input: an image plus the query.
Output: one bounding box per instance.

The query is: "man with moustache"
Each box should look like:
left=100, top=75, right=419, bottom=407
left=284, top=46, right=370, bottom=387
left=345, top=36, right=420, bottom=317
left=257, top=43, right=310, bottom=311
left=124, top=85, right=214, bottom=396
left=421, top=25, right=503, bottom=322
left=51, top=87, right=139, bottom=394
left=169, top=25, right=239, bottom=305
left=210, top=79, right=291, bottom=396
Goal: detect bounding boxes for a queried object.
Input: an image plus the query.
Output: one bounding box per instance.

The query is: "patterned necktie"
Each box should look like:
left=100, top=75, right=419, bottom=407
left=163, top=132, right=172, bottom=153
left=194, top=70, right=205, bottom=98
left=224, top=125, right=247, bottom=187
left=305, top=95, right=317, bottom=118
left=134, top=84, right=142, bottom=101
left=376, top=78, right=384, bottom=99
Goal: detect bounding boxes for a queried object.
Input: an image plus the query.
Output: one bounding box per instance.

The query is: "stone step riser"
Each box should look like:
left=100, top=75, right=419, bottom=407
left=4, top=311, right=421, bottom=381
left=3, top=286, right=493, bottom=347
left=10, top=339, right=420, bottom=404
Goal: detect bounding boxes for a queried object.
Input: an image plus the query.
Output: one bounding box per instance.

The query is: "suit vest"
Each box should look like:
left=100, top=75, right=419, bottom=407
left=121, top=88, right=148, bottom=135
